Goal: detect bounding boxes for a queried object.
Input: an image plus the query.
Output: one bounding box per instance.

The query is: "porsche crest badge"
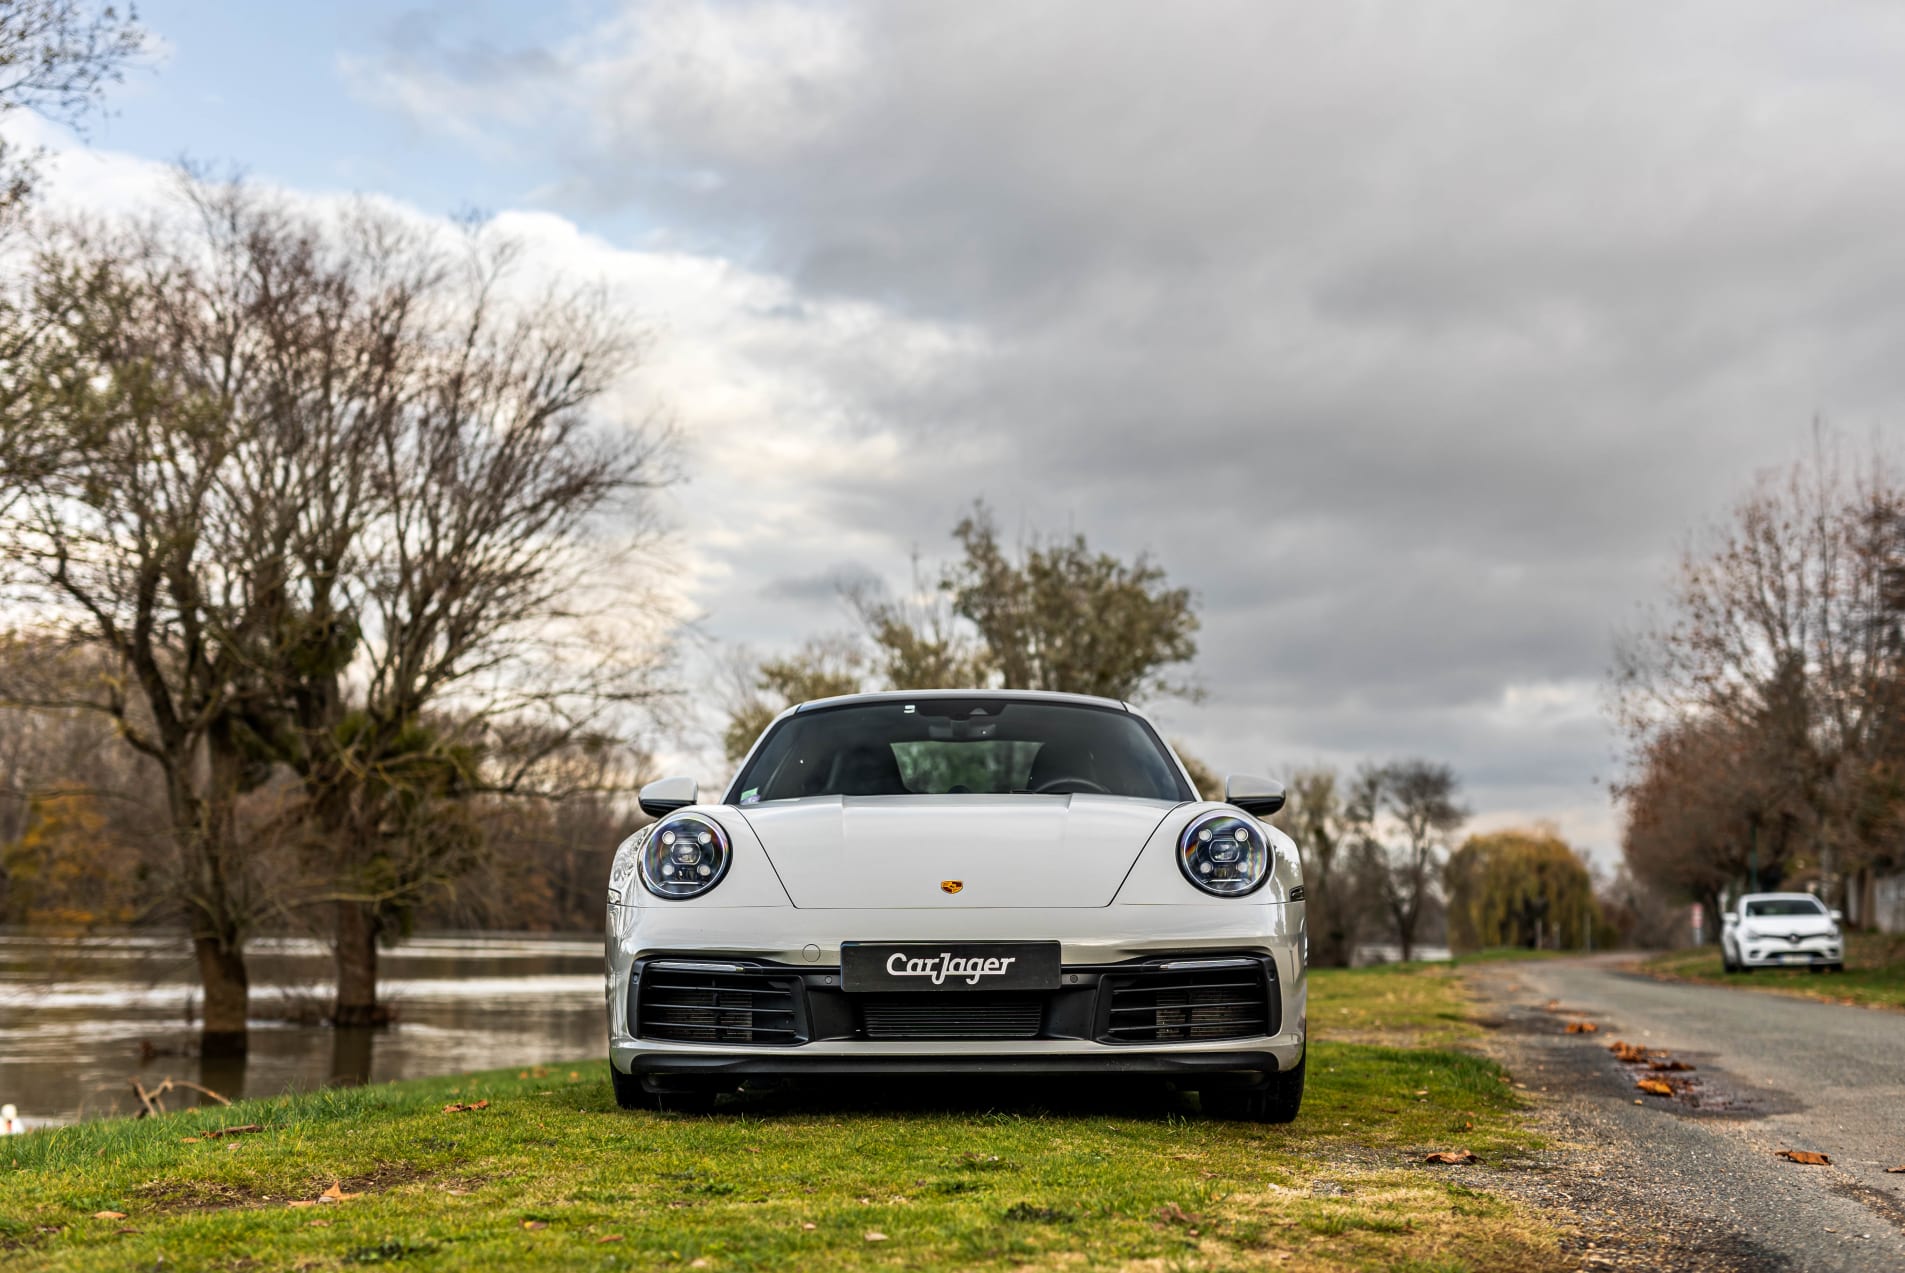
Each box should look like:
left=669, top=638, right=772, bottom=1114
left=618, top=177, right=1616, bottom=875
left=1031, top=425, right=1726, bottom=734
left=940, top=880, right=964, bottom=895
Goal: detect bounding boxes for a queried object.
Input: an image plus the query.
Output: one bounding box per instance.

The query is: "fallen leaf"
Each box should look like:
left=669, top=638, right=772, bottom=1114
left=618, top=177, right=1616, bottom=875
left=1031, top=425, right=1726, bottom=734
left=864, top=1231, right=888, bottom=1242
left=318, top=1182, right=362, bottom=1203
left=1413, top=1089, right=1429, bottom=1096
left=1885, top=1165, right=1905, bottom=1174
left=306, top=1219, right=330, bottom=1228
left=442, top=1100, right=491, bottom=1114
left=691, top=1261, right=711, bottom=1270
left=1647, top=1059, right=1694, bottom=1072
left=1156, top=1202, right=1202, bottom=1225
left=1423, top=1150, right=1479, bottom=1165
left=1565, top=1021, right=1599, bottom=1033
left=288, top=1201, right=317, bottom=1209
left=597, top=1234, right=624, bottom=1244
left=802, top=1222, right=817, bottom=1230
left=180, top=1137, right=201, bottom=1144
left=92, top=1211, right=126, bottom=1220
left=1609, top=1040, right=1647, bottom=1063
left=522, top=1219, right=548, bottom=1230
left=1776, top=1149, right=1831, bottom=1166
left=1544, top=999, right=1560, bottom=1011
left=1636, top=1079, right=1674, bottom=1097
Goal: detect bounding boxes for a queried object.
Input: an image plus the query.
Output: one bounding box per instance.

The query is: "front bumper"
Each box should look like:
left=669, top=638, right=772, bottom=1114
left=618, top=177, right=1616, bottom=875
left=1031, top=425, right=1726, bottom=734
left=1740, top=937, right=1841, bottom=967
left=606, top=903, right=1307, bottom=1084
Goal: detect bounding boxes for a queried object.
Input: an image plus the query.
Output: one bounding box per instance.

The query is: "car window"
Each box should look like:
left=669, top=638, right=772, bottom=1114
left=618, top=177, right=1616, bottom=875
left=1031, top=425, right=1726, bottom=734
left=1744, top=898, right=1826, bottom=917
left=728, top=699, right=1191, bottom=803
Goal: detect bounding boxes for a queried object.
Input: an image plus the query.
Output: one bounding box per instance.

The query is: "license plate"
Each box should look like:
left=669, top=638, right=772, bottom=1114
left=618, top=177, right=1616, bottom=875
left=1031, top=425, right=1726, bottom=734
left=841, top=942, right=1061, bottom=992
left=1781, top=953, right=1810, bottom=963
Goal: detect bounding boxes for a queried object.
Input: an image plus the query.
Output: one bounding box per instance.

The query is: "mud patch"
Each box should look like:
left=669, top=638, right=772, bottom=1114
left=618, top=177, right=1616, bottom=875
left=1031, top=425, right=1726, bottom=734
left=133, top=1178, right=272, bottom=1212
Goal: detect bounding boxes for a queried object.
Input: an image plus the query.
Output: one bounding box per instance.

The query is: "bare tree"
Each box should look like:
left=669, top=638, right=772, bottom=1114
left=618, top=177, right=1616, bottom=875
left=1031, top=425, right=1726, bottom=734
left=0, top=200, right=358, bottom=1051
left=0, top=174, right=675, bottom=1044
left=258, top=216, right=674, bottom=1025
left=1367, top=760, right=1467, bottom=962
left=1615, top=431, right=1905, bottom=907
left=1269, top=765, right=1386, bottom=967
left=0, top=1, right=144, bottom=233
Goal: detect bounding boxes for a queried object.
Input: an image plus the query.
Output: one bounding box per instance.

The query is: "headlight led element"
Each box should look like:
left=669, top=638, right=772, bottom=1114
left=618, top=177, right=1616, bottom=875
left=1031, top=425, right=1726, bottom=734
left=1177, top=811, right=1272, bottom=897
left=638, top=813, right=732, bottom=899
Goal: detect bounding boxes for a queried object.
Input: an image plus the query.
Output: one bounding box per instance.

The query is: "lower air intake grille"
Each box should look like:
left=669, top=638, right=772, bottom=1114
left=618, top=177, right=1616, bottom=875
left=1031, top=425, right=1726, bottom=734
left=1098, top=958, right=1274, bottom=1044
left=860, top=996, right=1043, bottom=1040
left=635, top=962, right=805, bottom=1046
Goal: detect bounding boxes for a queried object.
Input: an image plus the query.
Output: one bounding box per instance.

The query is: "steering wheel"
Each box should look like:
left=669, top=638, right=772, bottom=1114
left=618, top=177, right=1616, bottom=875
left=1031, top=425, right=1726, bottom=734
left=1031, top=776, right=1111, bottom=795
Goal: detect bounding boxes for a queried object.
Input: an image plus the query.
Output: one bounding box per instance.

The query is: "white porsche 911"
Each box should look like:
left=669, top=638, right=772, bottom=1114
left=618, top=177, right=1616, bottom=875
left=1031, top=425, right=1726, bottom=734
left=605, top=689, right=1308, bottom=1120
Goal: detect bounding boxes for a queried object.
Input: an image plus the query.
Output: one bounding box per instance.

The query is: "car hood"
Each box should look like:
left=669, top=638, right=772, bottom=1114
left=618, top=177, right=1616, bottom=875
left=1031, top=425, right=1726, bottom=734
left=735, top=794, right=1180, bottom=909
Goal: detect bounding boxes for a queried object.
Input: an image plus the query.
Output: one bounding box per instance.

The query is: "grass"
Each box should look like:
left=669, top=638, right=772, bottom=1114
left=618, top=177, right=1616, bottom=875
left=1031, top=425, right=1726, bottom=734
left=0, top=966, right=1568, bottom=1272
left=1639, top=931, right=1905, bottom=1011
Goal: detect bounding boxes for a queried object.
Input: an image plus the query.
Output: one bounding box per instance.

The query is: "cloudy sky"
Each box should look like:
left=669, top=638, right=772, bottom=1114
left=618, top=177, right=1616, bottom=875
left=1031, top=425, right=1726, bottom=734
left=30, top=0, right=1905, bottom=862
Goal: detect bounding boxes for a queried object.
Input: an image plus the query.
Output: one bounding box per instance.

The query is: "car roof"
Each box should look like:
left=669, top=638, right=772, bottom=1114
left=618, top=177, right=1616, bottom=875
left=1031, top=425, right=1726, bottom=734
left=794, top=688, right=1131, bottom=713
left=1739, top=892, right=1824, bottom=902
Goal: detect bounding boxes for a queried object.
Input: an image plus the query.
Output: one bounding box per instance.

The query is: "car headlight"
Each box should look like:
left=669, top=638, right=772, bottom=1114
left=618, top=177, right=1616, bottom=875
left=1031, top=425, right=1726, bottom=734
left=606, top=826, right=654, bottom=903
left=1741, top=926, right=1758, bottom=941
left=638, top=813, right=732, bottom=900
left=1177, top=811, right=1272, bottom=897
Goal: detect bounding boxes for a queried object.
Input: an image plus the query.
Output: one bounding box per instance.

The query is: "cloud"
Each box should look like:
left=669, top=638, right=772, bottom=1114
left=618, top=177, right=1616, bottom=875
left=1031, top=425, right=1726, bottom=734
left=76, top=2, right=1905, bottom=861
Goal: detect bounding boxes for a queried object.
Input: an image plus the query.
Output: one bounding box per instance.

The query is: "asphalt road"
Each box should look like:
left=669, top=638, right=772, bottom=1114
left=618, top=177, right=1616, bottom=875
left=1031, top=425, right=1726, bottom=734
left=1467, top=957, right=1905, bottom=1272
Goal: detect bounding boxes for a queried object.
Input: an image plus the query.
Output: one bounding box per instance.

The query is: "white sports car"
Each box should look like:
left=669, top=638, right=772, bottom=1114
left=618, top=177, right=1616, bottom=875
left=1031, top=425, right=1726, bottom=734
left=1721, top=892, right=1845, bottom=972
left=604, top=689, right=1308, bottom=1120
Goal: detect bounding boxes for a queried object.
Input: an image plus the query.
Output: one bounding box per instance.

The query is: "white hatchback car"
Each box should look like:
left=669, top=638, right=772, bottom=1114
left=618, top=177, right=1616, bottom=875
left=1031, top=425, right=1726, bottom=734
left=1721, top=893, right=1845, bottom=972
left=604, top=690, right=1308, bottom=1119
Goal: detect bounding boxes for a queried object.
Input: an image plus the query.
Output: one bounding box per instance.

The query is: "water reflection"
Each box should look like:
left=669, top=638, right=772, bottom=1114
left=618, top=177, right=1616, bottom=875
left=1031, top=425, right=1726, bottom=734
left=0, top=931, right=604, bottom=1127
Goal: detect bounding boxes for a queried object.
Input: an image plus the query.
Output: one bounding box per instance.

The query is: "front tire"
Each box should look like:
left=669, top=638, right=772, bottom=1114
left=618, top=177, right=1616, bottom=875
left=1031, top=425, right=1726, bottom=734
left=610, top=1062, right=655, bottom=1111
left=654, top=1088, right=722, bottom=1115
left=1203, top=1051, right=1305, bottom=1124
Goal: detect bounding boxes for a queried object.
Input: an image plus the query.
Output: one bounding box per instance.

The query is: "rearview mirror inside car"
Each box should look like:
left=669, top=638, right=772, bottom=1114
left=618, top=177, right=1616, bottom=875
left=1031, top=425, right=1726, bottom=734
left=639, top=776, right=699, bottom=818
left=1224, top=774, right=1285, bottom=817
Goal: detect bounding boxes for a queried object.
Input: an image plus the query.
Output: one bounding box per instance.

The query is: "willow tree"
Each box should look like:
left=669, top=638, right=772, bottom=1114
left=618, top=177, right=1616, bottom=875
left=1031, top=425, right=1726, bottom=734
left=1445, top=827, right=1598, bottom=952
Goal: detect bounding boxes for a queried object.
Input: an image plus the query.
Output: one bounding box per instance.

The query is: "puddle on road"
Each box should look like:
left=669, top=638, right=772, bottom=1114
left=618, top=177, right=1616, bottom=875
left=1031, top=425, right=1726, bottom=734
left=1491, top=1000, right=1804, bottom=1120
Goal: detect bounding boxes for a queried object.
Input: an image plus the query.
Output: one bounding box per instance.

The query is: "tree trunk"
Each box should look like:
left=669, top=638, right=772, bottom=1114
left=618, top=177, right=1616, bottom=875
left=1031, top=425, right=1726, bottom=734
left=193, top=935, right=250, bottom=1056
left=333, top=900, right=388, bottom=1027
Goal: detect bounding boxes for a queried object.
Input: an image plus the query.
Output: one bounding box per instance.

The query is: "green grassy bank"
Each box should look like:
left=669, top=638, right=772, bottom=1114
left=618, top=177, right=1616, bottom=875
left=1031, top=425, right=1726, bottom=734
left=1640, top=931, right=1905, bottom=1011
left=1, top=965, right=1567, bottom=1272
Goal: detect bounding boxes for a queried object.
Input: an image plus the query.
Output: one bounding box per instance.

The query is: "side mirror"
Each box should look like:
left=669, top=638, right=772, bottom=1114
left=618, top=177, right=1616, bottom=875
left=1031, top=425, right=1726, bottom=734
left=1722, top=912, right=1738, bottom=924
left=1224, top=774, right=1285, bottom=817
left=639, top=776, right=698, bottom=818
left=1830, top=909, right=1844, bottom=923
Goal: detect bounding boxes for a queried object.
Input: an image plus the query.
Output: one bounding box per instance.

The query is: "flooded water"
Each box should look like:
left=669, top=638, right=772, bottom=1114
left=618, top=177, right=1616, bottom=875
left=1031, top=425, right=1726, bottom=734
left=0, top=931, right=603, bottom=1129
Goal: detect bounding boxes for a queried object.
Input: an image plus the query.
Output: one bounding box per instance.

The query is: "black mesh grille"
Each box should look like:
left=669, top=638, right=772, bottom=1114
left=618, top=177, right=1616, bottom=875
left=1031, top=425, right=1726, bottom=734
left=860, top=995, right=1043, bottom=1040
left=635, top=962, right=805, bottom=1046
left=1098, top=960, right=1273, bottom=1044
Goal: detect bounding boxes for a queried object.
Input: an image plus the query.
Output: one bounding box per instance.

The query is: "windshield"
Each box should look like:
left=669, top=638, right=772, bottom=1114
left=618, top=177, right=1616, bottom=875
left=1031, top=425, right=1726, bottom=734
left=727, top=699, right=1192, bottom=803
left=1744, top=898, right=1827, bottom=917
